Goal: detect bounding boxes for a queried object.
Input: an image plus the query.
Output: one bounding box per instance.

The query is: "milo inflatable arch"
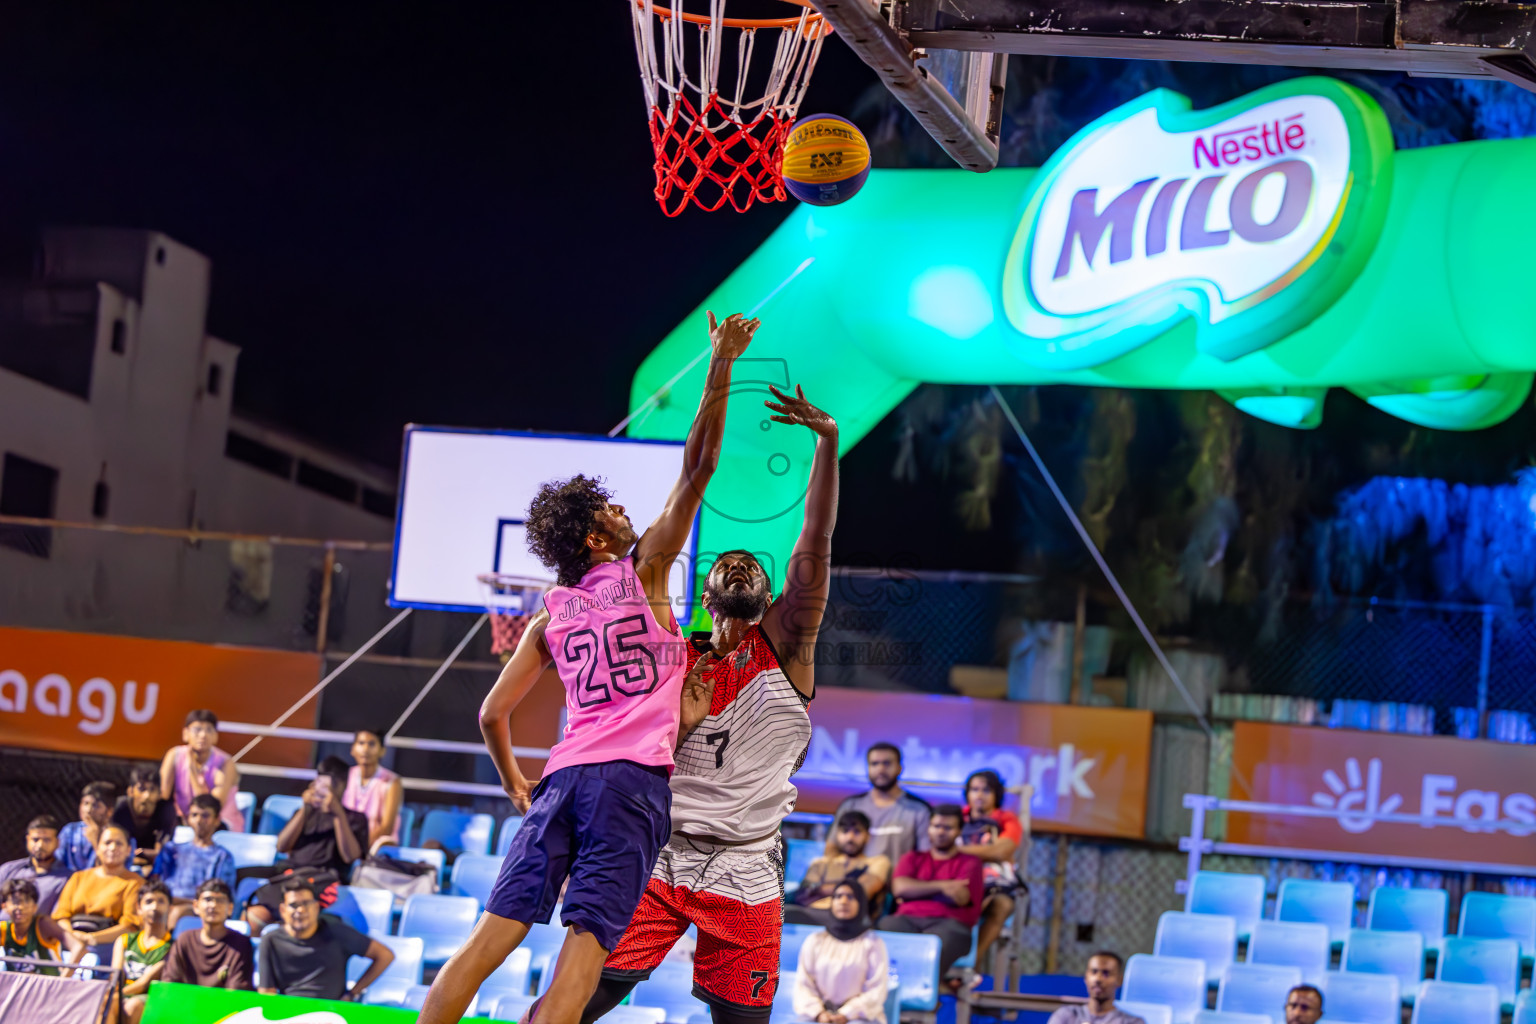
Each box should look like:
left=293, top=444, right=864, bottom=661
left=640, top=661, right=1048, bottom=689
left=623, top=77, right=1536, bottom=599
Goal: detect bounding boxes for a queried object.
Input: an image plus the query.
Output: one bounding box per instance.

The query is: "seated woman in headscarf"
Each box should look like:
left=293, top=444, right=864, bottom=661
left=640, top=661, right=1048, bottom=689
left=792, top=881, right=891, bottom=1024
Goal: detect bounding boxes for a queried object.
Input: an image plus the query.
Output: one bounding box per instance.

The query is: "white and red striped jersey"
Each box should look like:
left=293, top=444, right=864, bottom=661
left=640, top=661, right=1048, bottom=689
left=669, top=625, right=812, bottom=842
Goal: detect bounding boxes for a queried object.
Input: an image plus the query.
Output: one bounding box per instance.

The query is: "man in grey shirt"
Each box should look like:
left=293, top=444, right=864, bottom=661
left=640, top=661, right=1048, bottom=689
left=834, top=743, right=932, bottom=866
left=1047, top=952, right=1145, bottom=1024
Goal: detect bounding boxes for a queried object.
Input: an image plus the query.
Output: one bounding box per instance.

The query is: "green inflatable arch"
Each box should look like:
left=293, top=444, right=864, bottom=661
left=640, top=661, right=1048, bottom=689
left=622, top=78, right=1536, bottom=607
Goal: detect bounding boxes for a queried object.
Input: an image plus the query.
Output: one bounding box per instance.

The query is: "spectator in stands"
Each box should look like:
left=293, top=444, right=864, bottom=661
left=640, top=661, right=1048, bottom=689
left=793, top=881, right=891, bottom=1024
left=959, top=769, right=1028, bottom=968
left=257, top=878, right=394, bottom=1002
left=836, top=743, right=932, bottom=866
left=57, top=781, right=117, bottom=872
left=112, top=766, right=179, bottom=872
left=786, top=810, right=891, bottom=926
left=152, top=793, right=237, bottom=925
left=343, top=727, right=404, bottom=852
left=160, top=709, right=244, bottom=832
left=1046, top=952, right=1143, bottom=1024
left=876, top=804, right=982, bottom=982
left=163, top=879, right=254, bottom=991
left=53, top=824, right=143, bottom=954
left=245, top=757, right=368, bottom=933
left=0, top=815, right=71, bottom=917
left=1285, top=984, right=1323, bottom=1024
left=113, top=879, right=173, bottom=1024
left=1, top=878, right=82, bottom=974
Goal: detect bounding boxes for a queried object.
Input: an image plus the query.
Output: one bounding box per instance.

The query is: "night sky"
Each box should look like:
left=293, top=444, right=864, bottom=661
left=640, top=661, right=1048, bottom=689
left=0, top=6, right=881, bottom=468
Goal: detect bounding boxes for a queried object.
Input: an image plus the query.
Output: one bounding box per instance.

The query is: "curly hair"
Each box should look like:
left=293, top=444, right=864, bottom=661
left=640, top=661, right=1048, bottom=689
left=526, top=474, right=613, bottom=587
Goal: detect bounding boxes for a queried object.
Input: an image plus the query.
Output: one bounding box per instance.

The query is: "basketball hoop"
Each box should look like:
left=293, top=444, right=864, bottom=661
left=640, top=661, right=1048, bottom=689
left=477, top=573, right=553, bottom=661
left=630, top=0, right=833, bottom=216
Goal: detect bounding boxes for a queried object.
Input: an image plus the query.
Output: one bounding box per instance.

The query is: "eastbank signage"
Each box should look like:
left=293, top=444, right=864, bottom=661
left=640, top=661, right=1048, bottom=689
left=1003, top=77, right=1394, bottom=369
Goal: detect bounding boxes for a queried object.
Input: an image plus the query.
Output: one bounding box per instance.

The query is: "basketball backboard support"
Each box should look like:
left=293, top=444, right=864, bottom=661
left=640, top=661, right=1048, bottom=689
left=389, top=426, right=698, bottom=616
left=811, top=0, right=1536, bottom=170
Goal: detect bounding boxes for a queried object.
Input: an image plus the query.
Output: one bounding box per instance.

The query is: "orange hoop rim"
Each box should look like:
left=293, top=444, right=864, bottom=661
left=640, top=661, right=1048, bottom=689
left=638, top=0, right=830, bottom=31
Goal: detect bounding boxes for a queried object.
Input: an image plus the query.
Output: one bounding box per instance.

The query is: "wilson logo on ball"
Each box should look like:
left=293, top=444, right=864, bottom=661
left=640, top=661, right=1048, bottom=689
left=781, top=114, right=871, bottom=206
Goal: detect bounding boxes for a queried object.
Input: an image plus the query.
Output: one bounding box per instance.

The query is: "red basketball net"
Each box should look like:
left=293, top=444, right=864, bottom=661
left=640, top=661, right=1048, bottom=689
left=630, top=1, right=832, bottom=216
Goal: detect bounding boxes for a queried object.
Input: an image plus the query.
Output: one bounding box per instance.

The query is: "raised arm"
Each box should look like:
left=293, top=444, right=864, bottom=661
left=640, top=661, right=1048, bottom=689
left=633, top=311, right=759, bottom=605
left=159, top=748, right=178, bottom=802
left=478, top=610, right=553, bottom=813
left=760, top=385, right=839, bottom=697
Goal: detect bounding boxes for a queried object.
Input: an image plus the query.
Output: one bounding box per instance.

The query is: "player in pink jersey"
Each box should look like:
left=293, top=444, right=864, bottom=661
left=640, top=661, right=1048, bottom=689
left=419, top=311, right=759, bottom=1024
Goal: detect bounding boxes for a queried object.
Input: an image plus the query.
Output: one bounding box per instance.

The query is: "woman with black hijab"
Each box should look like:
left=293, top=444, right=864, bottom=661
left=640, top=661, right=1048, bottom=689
left=792, top=881, right=891, bottom=1024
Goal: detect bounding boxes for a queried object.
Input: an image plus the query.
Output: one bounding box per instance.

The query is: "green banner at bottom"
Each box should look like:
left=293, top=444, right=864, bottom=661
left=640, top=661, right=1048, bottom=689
left=143, top=983, right=424, bottom=1023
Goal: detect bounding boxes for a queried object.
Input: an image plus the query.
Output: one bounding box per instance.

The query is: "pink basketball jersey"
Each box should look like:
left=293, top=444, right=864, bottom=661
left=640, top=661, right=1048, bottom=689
left=540, top=557, right=687, bottom=777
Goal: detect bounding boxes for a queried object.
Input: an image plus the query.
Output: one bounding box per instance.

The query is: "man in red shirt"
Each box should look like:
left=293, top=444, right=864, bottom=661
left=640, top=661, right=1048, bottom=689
left=876, top=804, right=983, bottom=979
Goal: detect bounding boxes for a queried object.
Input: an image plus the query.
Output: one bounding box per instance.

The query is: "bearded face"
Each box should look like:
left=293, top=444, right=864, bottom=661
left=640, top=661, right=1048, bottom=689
left=704, top=554, right=772, bottom=621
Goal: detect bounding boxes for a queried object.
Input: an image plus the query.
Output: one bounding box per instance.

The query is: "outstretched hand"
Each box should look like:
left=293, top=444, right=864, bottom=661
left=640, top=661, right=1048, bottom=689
left=680, top=651, right=721, bottom=739
left=765, top=384, right=836, bottom=439
left=708, top=311, right=760, bottom=361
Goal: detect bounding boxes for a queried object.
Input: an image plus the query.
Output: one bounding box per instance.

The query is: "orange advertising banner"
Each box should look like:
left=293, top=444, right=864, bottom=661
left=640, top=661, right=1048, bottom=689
left=0, top=626, right=323, bottom=764
left=1228, top=721, right=1536, bottom=872
left=792, top=687, right=1152, bottom=839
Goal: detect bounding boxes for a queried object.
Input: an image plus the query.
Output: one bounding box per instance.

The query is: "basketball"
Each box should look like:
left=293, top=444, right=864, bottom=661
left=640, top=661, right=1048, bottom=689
left=780, top=114, right=871, bottom=207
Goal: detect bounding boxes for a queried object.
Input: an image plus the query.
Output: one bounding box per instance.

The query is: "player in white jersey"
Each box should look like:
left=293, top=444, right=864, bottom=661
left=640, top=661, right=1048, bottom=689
left=579, top=383, right=839, bottom=1024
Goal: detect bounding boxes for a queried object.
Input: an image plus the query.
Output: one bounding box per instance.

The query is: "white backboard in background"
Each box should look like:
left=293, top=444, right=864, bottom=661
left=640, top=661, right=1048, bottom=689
left=390, top=426, right=696, bottom=615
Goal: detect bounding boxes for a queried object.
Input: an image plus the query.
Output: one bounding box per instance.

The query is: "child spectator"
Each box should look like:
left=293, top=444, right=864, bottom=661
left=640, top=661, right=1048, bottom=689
left=0, top=878, right=81, bottom=974
left=57, top=781, right=117, bottom=873
left=959, top=769, right=1028, bottom=967
left=112, top=879, right=173, bottom=1024
left=246, top=757, right=367, bottom=933
left=257, top=879, right=394, bottom=1001
left=0, top=815, right=72, bottom=916
left=793, top=881, right=891, bottom=1024
left=877, top=804, right=983, bottom=981
left=786, top=810, right=891, bottom=927
left=152, top=793, right=237, bottom=925
left=160, top=709, right=244, bottom=832
left=52, top=824, right=144, bottom=955
left=343, top=727, right=403, bottom=852
left=111, top=766, right=179, bottom=872
left=163, top=879, right=253, bottom=990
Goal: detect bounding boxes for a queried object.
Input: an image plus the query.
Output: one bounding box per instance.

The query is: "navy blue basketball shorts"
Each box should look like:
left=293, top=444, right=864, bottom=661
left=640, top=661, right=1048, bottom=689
left=484, top=759, right=672, bottom=951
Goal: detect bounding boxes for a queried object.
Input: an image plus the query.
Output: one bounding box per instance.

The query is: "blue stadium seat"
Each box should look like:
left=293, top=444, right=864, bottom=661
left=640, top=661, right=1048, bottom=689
left=1156, top=911, right=1237, bottom=981
left=477, top=946, right=535, bottom=1006
left=1276, top=879, right=1356, bottom=946
left=1318, top=970, right=1400, bottom=1024
left=1515, top=988, right=1536, bottom=1024
left=490, top=992, right=537, bottom=1021
left=235, top=791, right=257, bottom=832
left=398, top=893, right=479, bottom=966
left=605, top=1007, right=668, bottom=1024
left=378, top=844, right=448, bottom=883
left=235, top=875, right=264, bottom=909
left=632, top=962, right=711, bottom=1022
left=347, top=933, right=424, bottom=1007
left=451, top=852, right=505, bottom=908
left=1117, top=1001, right=1174, bottom=1024
left=783, top=838, right=823, bottom=895
left=1123, top=954, right=1208, bottom=1024
left=878, top=929, right=943, bottom=1011
left=399, top=983, right=478, bottom=1014
left=419, top=810, right=496, bottom=857
left=1457, top=892, right=1536, bottom=961
left=1192, top=1013, right=1272, bottom=1024
left=1367, top=886, right=1447, bottom=956
left=1342, top=928, right=1423, bottom=999
left=1217, top=963, right=1301, bottom=1017
left=396, top=806, right=416, bottom=848
left=1188, top=871, right=1267, bottom=941
left=1409, top=980, right=1500, bottom=1024
left=523, top=920, right=570, bottom=990
left=780, top=922, right=820, bottom=970
left=497, top=816, right=525, bottom=856
left=1436, top=935, right=1519, bottom=1008
left=211, top=830, right=279, bottom=868
left=339, top=885, right=395, bottom=936
left=1247, top=920, right=1330, bottom=983
left=258, top=794, right=304, bottom=836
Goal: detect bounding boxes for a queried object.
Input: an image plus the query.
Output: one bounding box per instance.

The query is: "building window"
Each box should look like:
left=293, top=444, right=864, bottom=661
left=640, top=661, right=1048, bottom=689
left=110, top=319, right=126, bottom=354
left=206, top=363, right=222, bottom=396
left=296, top=460, right=359, bottom=504
left=0, top=453, right=59, bottom=558
left=361, top=487, right=397, bottom=518
left=225, top=431, right=293, bottom=479
left=92, top=480, right=110, bottom=519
